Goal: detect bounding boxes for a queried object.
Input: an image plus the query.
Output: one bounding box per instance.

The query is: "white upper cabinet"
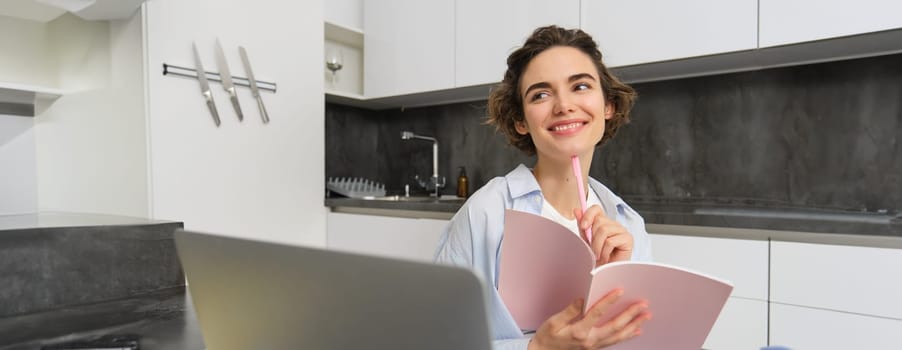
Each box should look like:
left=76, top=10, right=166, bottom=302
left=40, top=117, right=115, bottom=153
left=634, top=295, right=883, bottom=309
left=364, top=0, right=455, bottom=98
left=324, top=0, right=363, bottom=31
left=759, top=0, right=902, bottom=47
left=580, top=0, right=758, bottom=67
left=455, top=0, right=579, bottom=88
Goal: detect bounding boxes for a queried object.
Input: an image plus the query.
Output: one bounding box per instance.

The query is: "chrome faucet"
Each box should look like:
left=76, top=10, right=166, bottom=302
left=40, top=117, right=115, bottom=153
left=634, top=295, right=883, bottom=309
left=401, top=131, right=445, bottom=197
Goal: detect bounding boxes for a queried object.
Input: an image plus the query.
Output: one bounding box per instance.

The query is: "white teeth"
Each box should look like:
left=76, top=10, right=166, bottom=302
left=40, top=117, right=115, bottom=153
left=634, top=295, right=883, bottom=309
left=551, top=122, right=582, bottom=131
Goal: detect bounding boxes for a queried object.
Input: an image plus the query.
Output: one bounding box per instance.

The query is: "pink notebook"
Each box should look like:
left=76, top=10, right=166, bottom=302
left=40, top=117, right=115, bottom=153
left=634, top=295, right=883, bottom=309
left=499, top=209, right=733, bottom=350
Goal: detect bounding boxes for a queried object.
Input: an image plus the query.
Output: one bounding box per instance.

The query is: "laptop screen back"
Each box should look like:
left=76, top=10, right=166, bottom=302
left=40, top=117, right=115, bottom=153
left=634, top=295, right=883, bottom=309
left=175, top=230, right=491, bottom=350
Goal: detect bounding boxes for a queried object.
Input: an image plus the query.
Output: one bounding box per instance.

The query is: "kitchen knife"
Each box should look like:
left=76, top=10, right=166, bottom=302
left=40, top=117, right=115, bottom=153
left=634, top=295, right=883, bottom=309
left=238, top=46, right=270, bottom=124
left=192, top=42, right=221, bottom=127
left=214, top=38, right=244, bottom=122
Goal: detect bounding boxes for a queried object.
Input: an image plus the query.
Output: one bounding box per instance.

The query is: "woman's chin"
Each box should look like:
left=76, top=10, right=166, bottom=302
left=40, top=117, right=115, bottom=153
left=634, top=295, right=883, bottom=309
left=539, top=147, right=592, bottom=162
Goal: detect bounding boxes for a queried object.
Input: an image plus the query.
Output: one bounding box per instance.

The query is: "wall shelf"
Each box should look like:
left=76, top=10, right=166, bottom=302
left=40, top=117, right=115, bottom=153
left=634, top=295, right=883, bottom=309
left=324, top=20, right=365, bottom=100
left=0, top=81, right=65, bottom=117
left=325, top=21, right=363, bottom=49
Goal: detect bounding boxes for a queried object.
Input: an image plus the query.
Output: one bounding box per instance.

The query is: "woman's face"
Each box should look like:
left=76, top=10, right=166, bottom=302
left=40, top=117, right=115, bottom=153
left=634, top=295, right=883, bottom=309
left=515, top=46, right=612, bottom=163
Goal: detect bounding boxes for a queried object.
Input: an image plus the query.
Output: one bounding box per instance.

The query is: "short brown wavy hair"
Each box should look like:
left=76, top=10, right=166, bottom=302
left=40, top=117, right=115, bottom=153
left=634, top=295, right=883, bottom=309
left=487, top=25, right=637, bottom=156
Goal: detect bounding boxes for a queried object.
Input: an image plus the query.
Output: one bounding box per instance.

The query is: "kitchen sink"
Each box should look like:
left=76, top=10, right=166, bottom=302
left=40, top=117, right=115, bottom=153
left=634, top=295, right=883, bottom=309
left=363, top=195, right=465, bottom=203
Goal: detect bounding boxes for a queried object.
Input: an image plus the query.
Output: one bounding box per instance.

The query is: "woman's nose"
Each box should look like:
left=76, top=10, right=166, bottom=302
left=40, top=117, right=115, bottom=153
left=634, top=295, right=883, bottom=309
left=553, top=93, right=576, bottom=115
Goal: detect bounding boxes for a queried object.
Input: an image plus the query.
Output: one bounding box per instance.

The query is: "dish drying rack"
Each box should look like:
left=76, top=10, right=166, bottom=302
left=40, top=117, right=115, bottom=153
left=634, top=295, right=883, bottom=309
left=327, top=177, right=386, bottom=198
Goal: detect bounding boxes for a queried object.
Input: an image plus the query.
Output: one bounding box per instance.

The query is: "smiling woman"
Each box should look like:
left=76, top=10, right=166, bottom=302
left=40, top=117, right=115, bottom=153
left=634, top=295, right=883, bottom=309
left=515, top=47, right=611, bottom=165
left=433, top=26, right=654, bottom=350
left=487, top=26, right=637, bottom=158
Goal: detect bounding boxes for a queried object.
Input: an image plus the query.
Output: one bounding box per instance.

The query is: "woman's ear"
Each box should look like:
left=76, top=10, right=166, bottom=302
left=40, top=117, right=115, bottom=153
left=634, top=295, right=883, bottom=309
left=514, top=120, right=530, bottom=135
left=604, top=102, right=615, bottom=120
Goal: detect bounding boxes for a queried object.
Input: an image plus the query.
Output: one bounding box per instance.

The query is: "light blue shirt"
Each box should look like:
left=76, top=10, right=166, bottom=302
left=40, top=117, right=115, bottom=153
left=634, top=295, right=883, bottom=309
left=434, top=164, right=653, bottom=350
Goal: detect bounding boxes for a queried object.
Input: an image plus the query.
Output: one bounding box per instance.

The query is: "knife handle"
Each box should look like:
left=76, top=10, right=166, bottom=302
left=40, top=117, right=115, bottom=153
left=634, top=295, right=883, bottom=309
left=228, top=89, right=244, bottom=122
left=256, top=96, right=270, bottom=124
left=204, top=93, right=221, bottom=127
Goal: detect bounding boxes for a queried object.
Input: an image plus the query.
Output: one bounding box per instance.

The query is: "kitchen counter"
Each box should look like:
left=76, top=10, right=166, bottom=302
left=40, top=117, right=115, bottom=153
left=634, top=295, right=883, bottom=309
left=0, top=287, right=204, bottom=350
left=324, top=197, right=464, bottom=213
left=0, top=212, right=174, bottom=231
left=1, top=211, right=190, bottom=348
left=325, top=197, right=902, bottom=248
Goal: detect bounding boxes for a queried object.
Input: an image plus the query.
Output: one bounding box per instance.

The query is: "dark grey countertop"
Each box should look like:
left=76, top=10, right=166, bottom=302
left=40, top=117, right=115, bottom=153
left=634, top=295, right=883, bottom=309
left=0, top=212, right=175, bottom=231
left=325, top=197, right=902, bottom=247
left=0, top=287, right=203, bottom=350
left=324, top=196, right=466, bottom=213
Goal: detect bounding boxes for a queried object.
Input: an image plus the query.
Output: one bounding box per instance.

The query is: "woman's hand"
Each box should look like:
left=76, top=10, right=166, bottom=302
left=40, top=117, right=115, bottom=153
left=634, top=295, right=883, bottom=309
left=574, top=205, right=633, bottom=267
left=527, top=289, right=651, bottom=350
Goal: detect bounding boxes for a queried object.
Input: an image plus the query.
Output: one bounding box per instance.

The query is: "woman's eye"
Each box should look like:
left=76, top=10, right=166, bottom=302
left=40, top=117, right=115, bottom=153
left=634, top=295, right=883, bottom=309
left=574, top=83, right=591, bottom=91
left=530, top=91, right=549, bottom=101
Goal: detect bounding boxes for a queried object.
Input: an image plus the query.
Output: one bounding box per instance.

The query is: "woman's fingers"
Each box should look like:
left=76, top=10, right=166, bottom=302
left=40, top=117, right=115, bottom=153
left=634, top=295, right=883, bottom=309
left=572, top=290, right=651, bottom=348
left=597, top=305, right=652, bottom=348
left=547, top=298, right=584, bottom=329
left=574, top=206, right=601, bottom=243
left=604, top=233, right=634, bottom=263
left=574, top=288, right=623, bottom=330
left=532, top=290, right=651, bottom=350
left=593, top=222, right=633, bottom=265
left=576, top=205, right=634, bottom=265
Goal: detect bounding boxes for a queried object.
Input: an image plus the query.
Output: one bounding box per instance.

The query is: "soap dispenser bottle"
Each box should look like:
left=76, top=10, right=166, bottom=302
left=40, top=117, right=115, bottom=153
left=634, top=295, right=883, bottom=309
left=457, top=166, right=469, bottom=198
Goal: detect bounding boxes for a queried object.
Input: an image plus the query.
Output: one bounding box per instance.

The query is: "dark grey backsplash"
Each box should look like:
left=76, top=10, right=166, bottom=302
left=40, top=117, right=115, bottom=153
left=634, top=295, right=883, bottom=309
left=326, top=101, right=531, bottom=196
left=326, top=53, right=902, bottom=213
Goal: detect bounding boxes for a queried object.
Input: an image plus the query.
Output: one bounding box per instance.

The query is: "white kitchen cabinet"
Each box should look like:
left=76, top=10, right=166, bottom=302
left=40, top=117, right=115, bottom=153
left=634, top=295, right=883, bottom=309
left=579, top=0, right=758, bottom=67
left=759, top=0, right=902, bottom=47
left=770, top=241, right=902, bottom=348
left=327, top=212, right=448, bottom=262
left=364, top=0, right=455, bottom=98
left=705, top=297, right=768, bottom=350
left=454, top=0, right=579, bottom=87
left=324, top=0, right=363, bottom=32
left=770, top=303, right=902, bottom=349
left=648, top=233, right=769, bottom=349
left=770, top=241, right=902, bottom=320
left=648, top=234, right=768, bottom=300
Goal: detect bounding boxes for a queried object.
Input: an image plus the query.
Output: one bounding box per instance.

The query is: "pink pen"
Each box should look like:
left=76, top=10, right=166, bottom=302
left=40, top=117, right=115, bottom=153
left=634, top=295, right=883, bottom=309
left=570, top=155, right=592, bottom=244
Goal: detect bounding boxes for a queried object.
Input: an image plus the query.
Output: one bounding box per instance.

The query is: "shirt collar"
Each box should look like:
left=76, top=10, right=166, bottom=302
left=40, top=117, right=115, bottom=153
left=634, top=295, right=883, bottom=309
left=504, top=163, right=631, bottom=218
left=504, top=164, right=542, bottom=199
left=588, top=177, right=628, bottom=218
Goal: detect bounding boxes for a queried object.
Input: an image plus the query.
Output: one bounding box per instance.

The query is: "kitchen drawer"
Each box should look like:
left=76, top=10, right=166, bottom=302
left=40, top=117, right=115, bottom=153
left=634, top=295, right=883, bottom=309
left=649, top=234, right=768, bottom=300
left=770, top=241, right=902, bottom=319
left=704, top=297, right=768, bottom=350
left=770, top=303, right=902, bottom=349
left=327, top=212, right=448, bottom=262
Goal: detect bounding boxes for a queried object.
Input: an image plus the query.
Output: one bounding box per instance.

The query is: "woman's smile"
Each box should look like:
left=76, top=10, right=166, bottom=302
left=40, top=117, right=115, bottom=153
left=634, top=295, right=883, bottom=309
left=547, top=119, right=588, bottom=135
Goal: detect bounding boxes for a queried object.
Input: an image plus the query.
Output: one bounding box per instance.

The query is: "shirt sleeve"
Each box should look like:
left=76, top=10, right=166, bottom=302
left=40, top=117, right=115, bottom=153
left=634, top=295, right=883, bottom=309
left=435, top=198, right=530, bottom=350
left=619, top=204, right=654, bottom=262
left=492, top=338, right=532, bottom=349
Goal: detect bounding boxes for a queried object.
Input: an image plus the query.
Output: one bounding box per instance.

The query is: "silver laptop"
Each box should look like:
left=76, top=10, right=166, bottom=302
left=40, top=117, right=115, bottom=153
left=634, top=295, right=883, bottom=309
left=175, top=229, right=492, bottom=350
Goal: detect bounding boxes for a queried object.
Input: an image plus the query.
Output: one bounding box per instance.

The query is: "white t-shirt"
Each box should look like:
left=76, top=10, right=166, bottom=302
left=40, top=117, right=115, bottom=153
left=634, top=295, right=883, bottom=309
left=539, top=188, right=603, bottom=237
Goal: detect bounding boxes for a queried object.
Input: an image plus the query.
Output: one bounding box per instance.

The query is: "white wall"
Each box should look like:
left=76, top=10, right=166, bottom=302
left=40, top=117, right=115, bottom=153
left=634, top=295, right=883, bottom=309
left=144, top=0, right=326, bottom=246
left=0, top=13, right=148, bottom=217
left=0, top=15, right=56, bottom=87
left=324, top=0, right=362, bottom=30
left=0, top=116, right=37, bottom=215
left=34, top=13, right=150, bottom=217
left=0, top=14, right=42, bottom=215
